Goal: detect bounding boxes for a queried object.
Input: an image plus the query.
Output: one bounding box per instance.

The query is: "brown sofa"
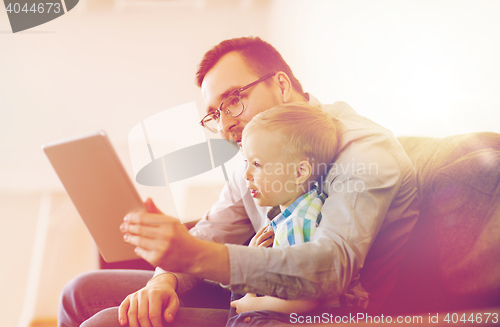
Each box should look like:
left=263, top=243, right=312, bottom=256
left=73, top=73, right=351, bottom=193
left=379, top=132, right=500, bottom=315
left=102, top=132, right=500, bottom=318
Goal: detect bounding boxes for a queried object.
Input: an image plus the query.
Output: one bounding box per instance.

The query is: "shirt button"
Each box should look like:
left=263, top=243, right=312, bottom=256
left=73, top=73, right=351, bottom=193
left=243, top=317, right=251, bottom=323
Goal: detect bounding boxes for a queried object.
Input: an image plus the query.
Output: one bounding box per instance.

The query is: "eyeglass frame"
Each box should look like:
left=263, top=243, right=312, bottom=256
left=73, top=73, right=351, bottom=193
left=199, top=72, right=276, bottom=133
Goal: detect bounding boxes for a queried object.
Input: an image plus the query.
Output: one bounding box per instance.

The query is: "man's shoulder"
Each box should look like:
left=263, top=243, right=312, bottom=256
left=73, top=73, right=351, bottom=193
left=322, top=101, right=414, bottom=184
left=323, top=101, right=390, bottom=134
left=322, top=101, right=400, bottom=152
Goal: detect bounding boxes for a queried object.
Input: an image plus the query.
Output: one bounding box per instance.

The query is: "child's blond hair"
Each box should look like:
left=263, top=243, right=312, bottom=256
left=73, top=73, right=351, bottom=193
left=243, top=102, right=338, bottom=181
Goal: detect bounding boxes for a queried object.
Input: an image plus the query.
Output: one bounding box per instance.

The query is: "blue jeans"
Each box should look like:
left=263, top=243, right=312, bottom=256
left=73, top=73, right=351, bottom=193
left=58, top=269, right=230, bottom=327
left=227, top=292, right=367, bottom=326
left=59, top=270, right=365, bottom=326
left=226, top=293, right=291, bottom=326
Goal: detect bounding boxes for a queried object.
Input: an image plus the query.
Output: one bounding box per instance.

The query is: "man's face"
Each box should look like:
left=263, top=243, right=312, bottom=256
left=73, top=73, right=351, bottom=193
left=201, top=51, right=282, bottom=143
left=242, top=130, right=302, bottom=208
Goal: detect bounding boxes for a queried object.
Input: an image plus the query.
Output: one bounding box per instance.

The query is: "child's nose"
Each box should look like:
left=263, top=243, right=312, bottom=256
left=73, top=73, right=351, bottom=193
left=244, top=167, right=252, bottom=181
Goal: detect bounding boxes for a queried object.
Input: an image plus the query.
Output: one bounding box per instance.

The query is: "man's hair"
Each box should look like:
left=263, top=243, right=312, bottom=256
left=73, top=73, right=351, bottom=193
left=196, top=36, right=306, bottom=96
left=243, top=102, right=338, bottom=179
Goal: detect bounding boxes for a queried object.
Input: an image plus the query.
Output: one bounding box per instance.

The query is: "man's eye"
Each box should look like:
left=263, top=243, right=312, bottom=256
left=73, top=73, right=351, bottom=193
left=253, top=162, right=260, bottom=168
left=209, top=111, right=220, bottom=121
left=224, top=95, right=241, bottom=112
left=229, top=96, right=240, bottom=106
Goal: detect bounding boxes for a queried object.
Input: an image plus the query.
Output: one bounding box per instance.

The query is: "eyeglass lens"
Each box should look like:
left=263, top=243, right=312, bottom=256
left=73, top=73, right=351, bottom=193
left=203, top=114, right=221, bottom=133
left=201, top=72, right=275, bottom=133
left=221, top=95, right=244, bottom=117
left=203, top=96, right=244, bottom=132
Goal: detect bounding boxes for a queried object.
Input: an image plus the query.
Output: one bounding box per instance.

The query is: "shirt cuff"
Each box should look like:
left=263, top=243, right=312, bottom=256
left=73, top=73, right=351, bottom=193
left=153, top=266, right=168, bottom=278
left=153, top=267, right=200, bottom=295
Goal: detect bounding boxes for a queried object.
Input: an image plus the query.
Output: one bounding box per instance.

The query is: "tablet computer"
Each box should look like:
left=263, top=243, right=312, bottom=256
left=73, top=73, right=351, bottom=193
left=43, top=131, right=144, bottom=262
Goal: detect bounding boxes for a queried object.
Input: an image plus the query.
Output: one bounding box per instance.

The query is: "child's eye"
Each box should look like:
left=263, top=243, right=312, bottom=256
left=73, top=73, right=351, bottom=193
left=253, top=161, right=260, bottom=168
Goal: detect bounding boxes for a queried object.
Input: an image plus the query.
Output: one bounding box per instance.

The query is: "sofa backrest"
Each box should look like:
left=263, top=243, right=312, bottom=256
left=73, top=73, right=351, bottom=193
left=380, top=132, right=500, bottom=314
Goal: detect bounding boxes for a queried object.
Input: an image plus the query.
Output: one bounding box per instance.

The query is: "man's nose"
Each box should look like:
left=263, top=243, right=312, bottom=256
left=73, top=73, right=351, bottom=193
left=219, top=111, right=237, bottom=134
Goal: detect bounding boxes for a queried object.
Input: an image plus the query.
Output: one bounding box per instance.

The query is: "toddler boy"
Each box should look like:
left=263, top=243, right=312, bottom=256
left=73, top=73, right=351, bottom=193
left=230, top=102, right=338, bottom=315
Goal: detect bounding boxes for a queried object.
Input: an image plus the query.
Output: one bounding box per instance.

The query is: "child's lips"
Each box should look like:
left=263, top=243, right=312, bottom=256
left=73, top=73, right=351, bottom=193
left=250, top=188, right=259, bottom=198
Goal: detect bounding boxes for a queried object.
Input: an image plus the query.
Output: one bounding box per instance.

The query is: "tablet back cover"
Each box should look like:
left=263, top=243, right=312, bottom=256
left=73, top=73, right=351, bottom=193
left=43, top=131, right=144, bottom=262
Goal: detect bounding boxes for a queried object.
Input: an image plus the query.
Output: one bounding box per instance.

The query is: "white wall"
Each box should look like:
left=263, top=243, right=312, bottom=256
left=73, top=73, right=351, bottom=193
left=2, top=0, right=499, bottom=194
left=268, top=0, right=500, bottom=137
left=0, top=0, right=271, bottom=325
left=1, top=0, right=499, bottom=325
left=0, top=0, right=272, bottom=193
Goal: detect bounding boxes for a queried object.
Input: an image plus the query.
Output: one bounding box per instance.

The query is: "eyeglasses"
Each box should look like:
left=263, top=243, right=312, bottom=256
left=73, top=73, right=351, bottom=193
left=199, top=73, right=276, bottom=133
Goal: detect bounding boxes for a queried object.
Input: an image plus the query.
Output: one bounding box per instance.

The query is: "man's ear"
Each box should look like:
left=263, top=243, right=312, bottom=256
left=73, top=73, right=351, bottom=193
left=295, top=160, right=312, bottom=185
left=274, top=71, right=293, bottom=103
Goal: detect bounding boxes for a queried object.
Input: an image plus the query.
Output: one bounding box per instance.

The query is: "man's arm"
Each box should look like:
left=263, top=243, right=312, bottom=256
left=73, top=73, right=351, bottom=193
left=122, top=211, right=231, bottom=283
left=219, top=103, right=419, bottom=304
left=152, top=267, right=201, bottom=295
left=123, top=111, right=418, bottom=304
left=223, top=154, right=402, bottom=301
left=122, top=141, right=402, bottom=299
left=150, top=222, right=274, bottom=292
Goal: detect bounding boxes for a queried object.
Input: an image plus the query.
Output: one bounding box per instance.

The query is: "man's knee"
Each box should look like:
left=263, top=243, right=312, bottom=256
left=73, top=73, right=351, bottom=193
left=59, top=271, right=105, bottom=327
left=61, top=271, right=101, bottom=304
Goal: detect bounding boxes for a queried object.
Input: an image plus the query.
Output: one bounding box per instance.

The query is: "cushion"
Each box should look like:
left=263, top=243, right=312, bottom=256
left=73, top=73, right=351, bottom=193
left=432, top=149, right=500, bottom=297
left=381, top=132, right=500, bottom=314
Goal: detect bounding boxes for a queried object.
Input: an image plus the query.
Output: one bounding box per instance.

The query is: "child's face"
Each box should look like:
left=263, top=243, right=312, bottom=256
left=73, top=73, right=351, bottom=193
left=242, top=130, right=303, bottom=208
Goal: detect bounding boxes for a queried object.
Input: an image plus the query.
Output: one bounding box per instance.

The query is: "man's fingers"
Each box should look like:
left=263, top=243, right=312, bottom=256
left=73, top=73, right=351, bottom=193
left=163, top=293, right=180, bottom=324
left=137, top=291, right=153, bottom=327
left=121, top=223, right=156, bottom=239
left=148, top=294, right=164, bottom=327
left=124, top=212, right=178, bottom=226
left=126, top=296, right=140, bottom=327
left=118, top=297, right=130, bottom=326
left=230, top=300, right=238, bottom=308
left=124, top=234, right=158, bottom=249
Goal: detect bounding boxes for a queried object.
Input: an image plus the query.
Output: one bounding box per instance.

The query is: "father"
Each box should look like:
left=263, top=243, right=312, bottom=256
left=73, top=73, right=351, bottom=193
left=58, top=37, right=419, bottom=327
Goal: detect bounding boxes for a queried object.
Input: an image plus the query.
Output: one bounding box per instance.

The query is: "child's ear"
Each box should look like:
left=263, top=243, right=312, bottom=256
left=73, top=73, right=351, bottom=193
left=296, top=160, right=312, bottom=185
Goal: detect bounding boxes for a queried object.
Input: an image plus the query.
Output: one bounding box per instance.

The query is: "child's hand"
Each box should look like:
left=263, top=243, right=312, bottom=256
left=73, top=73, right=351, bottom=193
left=230, top=293, right=258, bottom=314
left=249, top=224, right=274, bottom=248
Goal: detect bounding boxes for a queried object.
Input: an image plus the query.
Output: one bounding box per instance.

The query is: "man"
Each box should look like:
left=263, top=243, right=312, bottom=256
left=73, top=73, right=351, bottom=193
left=59, top=37, right=419, bottom=327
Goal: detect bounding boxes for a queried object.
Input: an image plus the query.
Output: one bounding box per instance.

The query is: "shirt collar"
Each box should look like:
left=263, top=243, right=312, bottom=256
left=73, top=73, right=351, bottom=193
left=306, top=93, right=321, bottom=105
left=270, top=187, right=321, bottom=229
